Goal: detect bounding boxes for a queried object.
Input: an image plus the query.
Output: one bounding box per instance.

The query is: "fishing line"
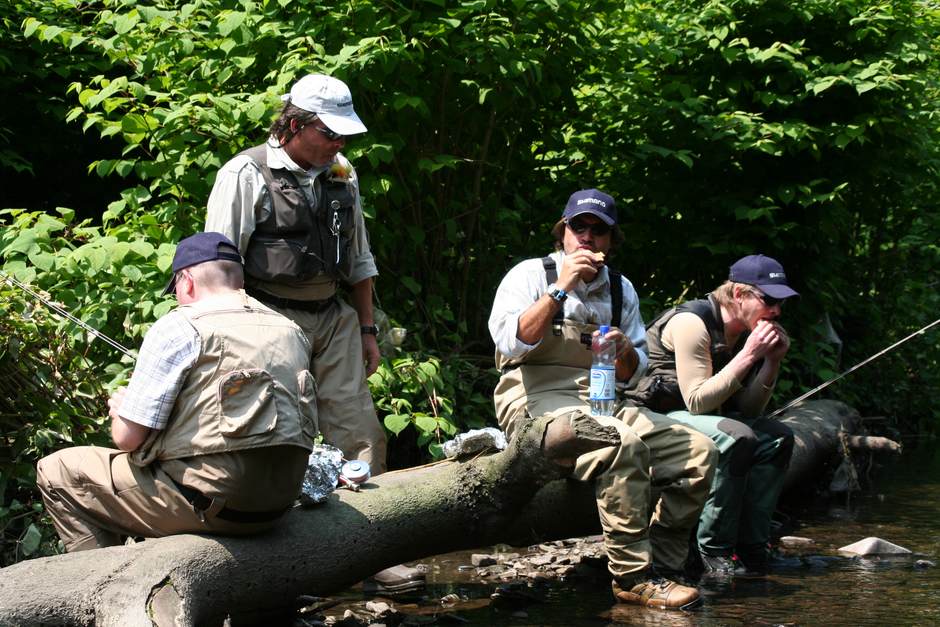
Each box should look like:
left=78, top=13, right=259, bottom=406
left=1, top=270, right=135, bottom=358
left=767, top=316, right=940, bottom=418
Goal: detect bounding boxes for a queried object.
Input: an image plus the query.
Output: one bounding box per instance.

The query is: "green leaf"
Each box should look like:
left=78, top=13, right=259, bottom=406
left=400, top=276, right=422, bottom=295
left=20, top=524, right=42, bottom=556
left=414, top=414, right=439, bottom=435
left=383, top=413, right=411, bottom=435
left=217, top=11, right=246, bottom=36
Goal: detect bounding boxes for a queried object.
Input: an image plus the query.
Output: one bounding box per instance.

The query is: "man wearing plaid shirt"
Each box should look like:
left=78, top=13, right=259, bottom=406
left=36, top=232, right=318, bottom=551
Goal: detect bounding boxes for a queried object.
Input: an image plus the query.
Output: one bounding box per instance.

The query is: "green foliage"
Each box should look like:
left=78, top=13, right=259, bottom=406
left=0, top=281, right=113, bottom=565
left=369, top=352, right=497, bottom=465
left=1, top=0, right=939, bottom=566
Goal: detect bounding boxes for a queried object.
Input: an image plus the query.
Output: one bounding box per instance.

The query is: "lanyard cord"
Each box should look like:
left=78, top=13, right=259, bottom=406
left=766, top=316, right=940, bottom=418
left=1, top=270, right=135, bottom=358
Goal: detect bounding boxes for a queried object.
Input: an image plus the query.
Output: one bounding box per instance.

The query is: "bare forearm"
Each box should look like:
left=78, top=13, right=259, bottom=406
left=349, top=277, right=375, bottom=325
left=516, top=294, right=562, bottom=345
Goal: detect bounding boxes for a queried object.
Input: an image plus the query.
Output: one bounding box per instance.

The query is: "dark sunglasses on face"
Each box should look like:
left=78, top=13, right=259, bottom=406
left=755, top=291, right=784, bottom=307
left=566, top=219, right=612, bottom=237
left=299, top=123, right=345, bottom=142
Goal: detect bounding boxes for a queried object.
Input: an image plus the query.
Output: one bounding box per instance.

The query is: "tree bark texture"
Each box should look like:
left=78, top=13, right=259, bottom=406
left=0, top=400, right=894, bottom=626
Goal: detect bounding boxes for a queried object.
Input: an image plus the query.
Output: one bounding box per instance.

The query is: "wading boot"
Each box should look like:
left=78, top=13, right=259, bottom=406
left=611, top=572, right=702, bottom=610
left=700, top=552, right=764, bottom=578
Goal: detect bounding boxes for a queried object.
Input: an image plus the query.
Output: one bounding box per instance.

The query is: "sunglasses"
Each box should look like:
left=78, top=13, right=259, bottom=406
left=754, top=291, right=784, bottom=307
left=566, top=219, right=612, bottom=237
left=299, top=123, right=345, bottom=142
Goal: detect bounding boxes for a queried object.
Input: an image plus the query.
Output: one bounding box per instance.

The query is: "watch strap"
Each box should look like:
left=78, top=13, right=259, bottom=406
left=360, top=324, right=379, bottom=335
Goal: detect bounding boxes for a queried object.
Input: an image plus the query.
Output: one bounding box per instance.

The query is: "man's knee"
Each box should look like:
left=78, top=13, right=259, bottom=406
left=768, top=422, right=795, bottom=467
left=717, top=419, right=758, bottom=476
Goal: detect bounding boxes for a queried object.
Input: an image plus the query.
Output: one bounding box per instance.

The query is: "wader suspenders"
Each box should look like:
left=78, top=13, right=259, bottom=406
left=542, top=256, right=623, bottom=336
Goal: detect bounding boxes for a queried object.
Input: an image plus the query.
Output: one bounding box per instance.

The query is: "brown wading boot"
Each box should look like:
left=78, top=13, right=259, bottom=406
left=611, top=571, right=702, bottom=610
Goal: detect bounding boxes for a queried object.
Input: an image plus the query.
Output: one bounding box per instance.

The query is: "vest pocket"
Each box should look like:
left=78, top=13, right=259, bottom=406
left=245, top=236, right=310, bottom=281
left=297, top=370, right=319, bottom=441
left=218, top=369, right=278, bottom=437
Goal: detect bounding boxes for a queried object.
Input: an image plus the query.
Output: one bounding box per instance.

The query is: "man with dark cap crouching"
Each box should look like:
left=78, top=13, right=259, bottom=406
left=628, top=254, right=798, bottom=577
left=37, top=232, right=318, bottom=551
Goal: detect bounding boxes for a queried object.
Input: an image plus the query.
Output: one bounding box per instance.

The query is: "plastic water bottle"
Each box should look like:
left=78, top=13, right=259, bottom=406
left=590, top=324, right=616, bottom=416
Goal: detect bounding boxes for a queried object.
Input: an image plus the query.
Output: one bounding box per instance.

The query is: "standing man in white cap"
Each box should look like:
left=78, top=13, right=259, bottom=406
left=488, top=189, right=717, bottom=610
left=206, top=74, right=386, bottom=473
left=206, top=74, right=425, bottom=594
left=629, top=254, right=798, bottom=578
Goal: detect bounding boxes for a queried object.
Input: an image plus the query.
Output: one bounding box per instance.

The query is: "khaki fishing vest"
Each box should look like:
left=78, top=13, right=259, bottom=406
left=493, top=318, right=602, bottom=434
left=239, top=144, right=356, bottom=283
left=130, top=292, right=318, bottom=466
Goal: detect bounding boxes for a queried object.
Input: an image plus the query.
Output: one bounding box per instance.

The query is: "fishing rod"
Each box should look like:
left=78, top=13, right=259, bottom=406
left=1, top=270, right=135, bottom=358
left=766, top=316, right=940, bottom=419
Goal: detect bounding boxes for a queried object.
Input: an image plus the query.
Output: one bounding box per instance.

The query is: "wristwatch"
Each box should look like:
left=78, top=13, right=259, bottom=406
left=547, top=284, right=568, bottom=304
left=360, top=325, right=379, bottom=335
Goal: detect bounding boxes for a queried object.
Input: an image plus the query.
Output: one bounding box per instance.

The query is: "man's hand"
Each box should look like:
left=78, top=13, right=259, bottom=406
left=743, top=319, right=789, bottom=363
left=362, top=332, right=381, bottom=376
left=557, top=250, right=605, bottom=290
left=108, top=387, right=127, bottom=421
left=594, top=326, right=639, bottom=381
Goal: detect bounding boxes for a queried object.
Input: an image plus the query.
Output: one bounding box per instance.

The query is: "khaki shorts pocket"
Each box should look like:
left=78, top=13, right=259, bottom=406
left=108, top=452, right=140, bottom=494
left=218, top=368, right=278, bottom=437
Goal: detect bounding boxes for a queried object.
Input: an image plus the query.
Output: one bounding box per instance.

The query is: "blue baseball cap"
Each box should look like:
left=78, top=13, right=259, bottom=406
left=729, top=254, right=799, bottom=300
left=562, top=189, right=617, bottom=225
left=163, top=232, right=243, bottom=295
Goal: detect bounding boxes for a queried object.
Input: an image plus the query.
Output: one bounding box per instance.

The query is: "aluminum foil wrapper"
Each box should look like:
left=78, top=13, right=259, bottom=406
left=442, top=427, right=507, bottom=459
left=300, top=444, right=344, bottom=505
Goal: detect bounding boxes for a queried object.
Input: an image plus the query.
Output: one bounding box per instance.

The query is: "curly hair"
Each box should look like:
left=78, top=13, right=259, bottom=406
left=268, top=102, right=320, bottom=145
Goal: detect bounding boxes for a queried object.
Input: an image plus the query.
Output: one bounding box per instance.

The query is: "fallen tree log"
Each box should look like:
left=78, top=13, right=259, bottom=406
left=0, top=411, right=618, bottom=626
left=778, top=399, right=900, bottom=492
left=0, top=400, right=898, bottom=626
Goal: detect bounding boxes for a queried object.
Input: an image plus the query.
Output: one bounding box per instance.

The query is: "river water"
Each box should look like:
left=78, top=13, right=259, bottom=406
left=325, top=442, right=940, bottom=626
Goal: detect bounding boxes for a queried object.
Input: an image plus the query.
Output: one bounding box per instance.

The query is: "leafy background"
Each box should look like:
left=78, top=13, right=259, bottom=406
left=1, top=0, right=938, bottom=564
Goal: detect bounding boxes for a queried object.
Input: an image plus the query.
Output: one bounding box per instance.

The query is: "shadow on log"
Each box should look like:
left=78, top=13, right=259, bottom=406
left=0, top=400, right=899, bottom=626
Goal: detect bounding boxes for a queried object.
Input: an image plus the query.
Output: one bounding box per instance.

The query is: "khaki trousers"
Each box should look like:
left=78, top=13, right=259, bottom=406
left=268, top=298, right=388, bottom=473
left=511, top=395, right=716, bottom=578
left=36, top=447, right=279, bottom=552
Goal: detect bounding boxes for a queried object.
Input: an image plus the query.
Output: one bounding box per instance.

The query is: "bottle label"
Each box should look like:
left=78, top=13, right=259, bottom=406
left=589, top=366, right=616, bottom=401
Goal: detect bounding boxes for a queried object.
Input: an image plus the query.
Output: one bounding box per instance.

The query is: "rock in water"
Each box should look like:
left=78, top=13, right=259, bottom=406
left=838, top=537, right=912, bottom=555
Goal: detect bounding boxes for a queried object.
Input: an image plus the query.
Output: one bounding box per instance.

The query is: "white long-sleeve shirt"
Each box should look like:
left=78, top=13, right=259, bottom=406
left=488, top=250, right=649, bottom=386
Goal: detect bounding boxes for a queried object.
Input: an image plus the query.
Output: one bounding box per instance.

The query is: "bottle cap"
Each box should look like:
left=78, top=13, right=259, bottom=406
left=341, top=460, right=371, bottom=484
left=599, top=324, right=610, bottom=334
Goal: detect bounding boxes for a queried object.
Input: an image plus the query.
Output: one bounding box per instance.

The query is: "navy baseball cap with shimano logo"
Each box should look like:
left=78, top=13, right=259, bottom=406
left=562, top=189, right=617, bottom=225
left=729, top=254, right=799, bottom=300
left=163, top=232, right=243, bottom=295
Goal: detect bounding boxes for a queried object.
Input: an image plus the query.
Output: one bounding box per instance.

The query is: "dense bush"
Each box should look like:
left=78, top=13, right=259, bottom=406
left=1, top=0, right=938, bottom=563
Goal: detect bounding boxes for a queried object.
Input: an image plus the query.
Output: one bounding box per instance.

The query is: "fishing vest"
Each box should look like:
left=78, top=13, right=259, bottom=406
left=492, top=258, right=622, bottom=433
left=130, top=292, right=318, bottom=466
left=627, top=295, right=742, bottom=413
left=239, top=144, right=356, bottom=283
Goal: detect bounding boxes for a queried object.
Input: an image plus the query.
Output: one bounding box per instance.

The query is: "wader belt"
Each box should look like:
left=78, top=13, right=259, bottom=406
left=542, top=257, right=622, bottom=330
left=247, top=286, right=337, bottom=313
left=171, top=477, right=290, bottom=524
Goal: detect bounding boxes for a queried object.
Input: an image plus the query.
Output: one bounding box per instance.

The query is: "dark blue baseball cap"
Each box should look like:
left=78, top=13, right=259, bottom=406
left=163, top=232, right=243, bottom=295
left=562, top=189, right=617, bottom=225
left=729, top=254, right=799, bottom=300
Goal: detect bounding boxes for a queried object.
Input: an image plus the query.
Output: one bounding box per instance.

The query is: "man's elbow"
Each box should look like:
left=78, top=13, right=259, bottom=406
left=111, top=418, right=151, bottom=452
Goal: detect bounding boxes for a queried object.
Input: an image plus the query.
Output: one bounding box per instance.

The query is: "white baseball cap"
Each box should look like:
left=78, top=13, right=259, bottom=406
left=281, top=74, right=368, bottom=136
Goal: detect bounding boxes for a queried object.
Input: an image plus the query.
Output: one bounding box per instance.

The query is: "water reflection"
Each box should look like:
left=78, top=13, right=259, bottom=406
left=328, top=445, right=940, bottom=625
